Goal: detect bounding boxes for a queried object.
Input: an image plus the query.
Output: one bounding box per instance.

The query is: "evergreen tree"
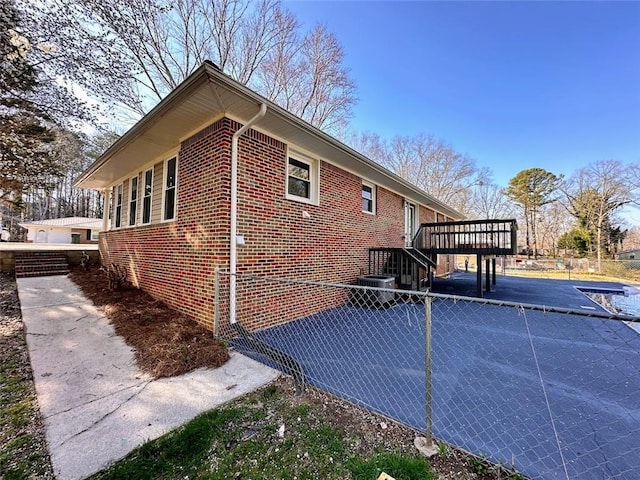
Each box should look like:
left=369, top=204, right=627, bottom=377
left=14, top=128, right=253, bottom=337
left=0, top=0, right=66, bottom=208
left=505, top=168, right=562, bottom=259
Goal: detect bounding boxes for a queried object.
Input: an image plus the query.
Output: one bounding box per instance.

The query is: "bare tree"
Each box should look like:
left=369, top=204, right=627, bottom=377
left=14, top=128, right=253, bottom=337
left=15, top=0, right=127, bottom=121
left=293, top=24, right=356, bottom=131
left=345, top=131, right=488, bottom=215
left=623, top=226, right=640, bottom=251
left=536, top=201, right=573, bottom=257
left=33, top=0, right=356, bottom=131
left=2, top=0, right=96, bottom=209
left=468, top=182, right=515, bottom=220
left=18, top=129, right=109, bottom=221
left=565, top=159, right=636, bottom=269
left=413, top=136, right=489, bottom=214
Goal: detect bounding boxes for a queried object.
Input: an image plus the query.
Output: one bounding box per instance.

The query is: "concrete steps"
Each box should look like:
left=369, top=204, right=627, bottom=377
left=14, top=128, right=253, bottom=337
left=14, top=252, right=70, bottom=278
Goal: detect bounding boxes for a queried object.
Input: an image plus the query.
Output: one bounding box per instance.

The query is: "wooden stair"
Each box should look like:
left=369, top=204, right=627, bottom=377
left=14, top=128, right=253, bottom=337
left=14, top=252, right=70, bottom=278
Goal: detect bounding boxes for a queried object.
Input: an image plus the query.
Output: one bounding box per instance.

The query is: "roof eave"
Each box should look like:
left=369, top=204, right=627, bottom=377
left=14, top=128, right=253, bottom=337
left=73, top=62, right=216, bottom=189
left=203, top=67, right=463, bottom=219
left=75, top=61, right=463, bottom=220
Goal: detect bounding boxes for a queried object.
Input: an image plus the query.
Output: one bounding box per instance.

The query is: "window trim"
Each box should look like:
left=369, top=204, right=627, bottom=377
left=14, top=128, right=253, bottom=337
left=161, top=156, right=178, bottom=222
left=141, top=167, right=153, bottom=225
left=128, top=174, right=139, bottom=226
left=404, top=200, right=418, bottom=247
left=362, top=180, right=376, bottom=215
left=114, top=184, right=123, bottom=229
left=285, top=153, right=319, bottom=206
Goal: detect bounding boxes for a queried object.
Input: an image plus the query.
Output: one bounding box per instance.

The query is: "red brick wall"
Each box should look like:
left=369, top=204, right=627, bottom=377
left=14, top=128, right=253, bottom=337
left=101, top=117, right=443, bottom=332
left=101, top=118, right=234, bottom=330
left=71, top=228, right=98, bottom=244
left=235, top=138, right=406, bottom=283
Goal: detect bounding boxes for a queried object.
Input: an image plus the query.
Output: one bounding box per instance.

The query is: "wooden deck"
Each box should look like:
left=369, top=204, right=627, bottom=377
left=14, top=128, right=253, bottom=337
left=414, top=219, right=517, bottom=256
left=414, top=219, right=518, bottom=297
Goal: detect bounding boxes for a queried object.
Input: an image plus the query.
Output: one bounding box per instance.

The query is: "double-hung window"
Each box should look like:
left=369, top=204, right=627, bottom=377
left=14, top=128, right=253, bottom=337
left=286, top=155, right=318, bottom=204
left=129, top=175, right=139, bottom=226
left=141, top=168, right=153, bottom=224
left=114, top=184, right=123, bottom=228
left=362, top=181, right=376, bottom=214
left=162, top=156, right=177, bottom=221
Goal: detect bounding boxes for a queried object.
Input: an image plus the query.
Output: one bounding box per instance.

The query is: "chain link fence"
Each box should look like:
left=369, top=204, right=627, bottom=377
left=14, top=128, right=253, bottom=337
left=459, top=257, right=640, bottom=282
left=214, top=269, right=640, bottom=479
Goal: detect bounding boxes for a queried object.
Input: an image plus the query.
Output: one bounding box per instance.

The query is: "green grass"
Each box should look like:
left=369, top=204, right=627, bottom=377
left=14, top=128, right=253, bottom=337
left=1, top=395, right=34, bottom=428
left=0, top=354, right=50, bottom=479
left=347, top=453, right=436, bottom=480
left=89, top=384, right=436, bottom=480
left=0, top=337, right=52, bottom=478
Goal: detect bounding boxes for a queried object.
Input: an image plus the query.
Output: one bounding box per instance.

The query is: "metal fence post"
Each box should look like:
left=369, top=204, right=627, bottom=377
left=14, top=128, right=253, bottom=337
left=425, top=294, right=433, bottom=445
left=214, top=266, right=220, bottom=338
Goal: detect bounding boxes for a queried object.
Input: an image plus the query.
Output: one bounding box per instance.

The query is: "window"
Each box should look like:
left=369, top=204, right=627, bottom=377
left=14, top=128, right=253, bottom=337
left=404, top=201, right=417, bottom=247
left=129, top=175, right=139, bottom=226
left=286, top=155, right=318, bottom=204
left=162, top=157, right=177, bottom=221
left=86, top=229, right=91, bottom=241
left=142, top=168, right=153, bottom=224
left=362, top=181, right=376, bottom=214
left=91, top=230, right=100, bottom=241
left=114, top=184, right=123, bottom=228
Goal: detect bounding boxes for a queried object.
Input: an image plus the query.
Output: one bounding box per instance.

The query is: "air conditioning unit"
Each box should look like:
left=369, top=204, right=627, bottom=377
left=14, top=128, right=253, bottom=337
left=357, top=275, right=395, bottom=305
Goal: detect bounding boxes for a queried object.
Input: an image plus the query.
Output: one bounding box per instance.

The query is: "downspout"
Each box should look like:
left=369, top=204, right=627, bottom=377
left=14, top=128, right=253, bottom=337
left=230, top=103, right=267, bottom=324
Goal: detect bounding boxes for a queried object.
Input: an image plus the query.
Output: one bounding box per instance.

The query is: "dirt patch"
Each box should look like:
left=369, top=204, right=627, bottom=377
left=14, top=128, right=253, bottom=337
left=295, top=377, right=512, bottom=479
left=69, top=266, right=229, bottom=378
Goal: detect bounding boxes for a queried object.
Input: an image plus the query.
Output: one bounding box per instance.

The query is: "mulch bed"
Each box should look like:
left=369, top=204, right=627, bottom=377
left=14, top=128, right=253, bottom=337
left=69, top=266, right=229, bottom=378
left=7, top=270, right=519, bottom=479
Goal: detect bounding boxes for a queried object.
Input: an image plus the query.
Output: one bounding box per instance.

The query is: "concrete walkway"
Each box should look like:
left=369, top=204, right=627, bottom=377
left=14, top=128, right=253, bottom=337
left=17, top=275, right=279, bottom=480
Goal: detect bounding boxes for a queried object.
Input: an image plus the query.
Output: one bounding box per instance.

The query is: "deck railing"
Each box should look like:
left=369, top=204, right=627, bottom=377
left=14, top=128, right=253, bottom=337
left=414, top=219, right=517, bottom=255
left=368, top=247, right=433, bottom=291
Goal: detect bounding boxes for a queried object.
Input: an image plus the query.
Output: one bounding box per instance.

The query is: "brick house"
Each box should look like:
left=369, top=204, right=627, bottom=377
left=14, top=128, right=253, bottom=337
left=75, top=62, right=462, bottom=331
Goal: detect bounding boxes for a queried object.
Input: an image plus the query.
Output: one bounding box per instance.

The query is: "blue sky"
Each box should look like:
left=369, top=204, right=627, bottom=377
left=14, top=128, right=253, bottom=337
left=285, top=1, right=640, bottom=189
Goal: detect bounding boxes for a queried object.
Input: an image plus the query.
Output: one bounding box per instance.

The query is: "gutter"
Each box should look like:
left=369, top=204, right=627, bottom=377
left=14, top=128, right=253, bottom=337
left=75, top=61, right=462, bottom=220
left=204, top=66, right=463, bottom=220
left=229, top=103, right=267, bottom=324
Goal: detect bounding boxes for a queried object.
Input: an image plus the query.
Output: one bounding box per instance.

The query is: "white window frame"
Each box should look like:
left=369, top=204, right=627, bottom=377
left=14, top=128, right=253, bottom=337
left=404, top=200, right=418, bottom=247
left=161, top=156, right=178, bottom=222
left=90, top=230, right=100, bottom=241
left=114, top=184, right=123, bottom=229
left=128, top=174, right=139, bottom=226
left=362, top=181, right=376, bottom=215
left=141, top=167, right=153, bottom=225
left=286, top=153, right=319, bottom=205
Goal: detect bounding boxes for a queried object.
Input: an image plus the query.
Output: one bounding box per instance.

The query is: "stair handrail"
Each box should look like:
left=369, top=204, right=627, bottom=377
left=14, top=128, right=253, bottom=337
left=401, top=247, right=436, bottom=269
left=411, top=225, right=427, bottom=250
